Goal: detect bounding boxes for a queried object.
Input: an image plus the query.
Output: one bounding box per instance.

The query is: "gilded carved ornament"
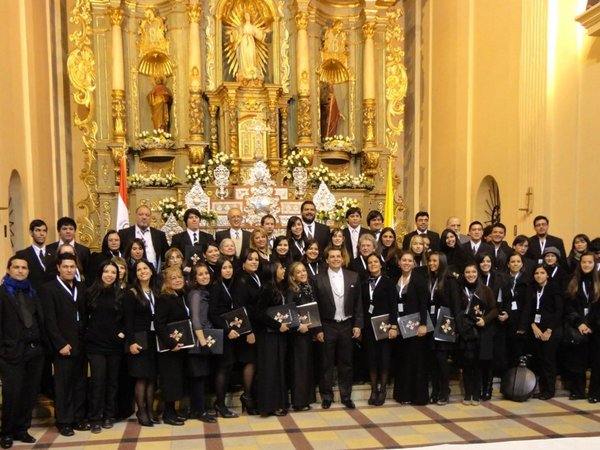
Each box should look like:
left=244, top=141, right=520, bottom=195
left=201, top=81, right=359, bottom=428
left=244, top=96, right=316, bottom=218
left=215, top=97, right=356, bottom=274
left=278, top=0, right=291, bottom=93
left=295, top=11, right=308, bottom=30
left=108, top=6, right=124, bottom=26
left=320, top=20, right=349, bottom=84
left=187, top=3, right=201, bottom=23
left=362, top=21, right=375, bottom=39
left=137, top=7, right=173, bottom=78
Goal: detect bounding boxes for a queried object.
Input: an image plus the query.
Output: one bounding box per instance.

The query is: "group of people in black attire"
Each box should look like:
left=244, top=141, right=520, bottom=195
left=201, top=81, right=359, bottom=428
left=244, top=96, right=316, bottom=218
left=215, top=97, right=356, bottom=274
left=1, top=205, right=600, bottom=449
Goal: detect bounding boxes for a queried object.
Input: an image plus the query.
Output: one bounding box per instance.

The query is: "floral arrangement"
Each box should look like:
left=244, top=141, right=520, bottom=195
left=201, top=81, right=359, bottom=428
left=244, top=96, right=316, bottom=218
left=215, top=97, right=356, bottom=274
left=135, top=129, right=175, bottom=150
left=309, top=165, right=375, bottom=191
left=317, top=197, right=359, bottom=224
left=323, top=135, right=356, bottom=153
left=281, top=149, right=311, bottom=182
left=153, top=197, right=185, bottom=222
left=198, top=209, right=219, bottom=223
left=126, top=172, right=180, bottom=188
left=184, top=151, right=237, bottom=185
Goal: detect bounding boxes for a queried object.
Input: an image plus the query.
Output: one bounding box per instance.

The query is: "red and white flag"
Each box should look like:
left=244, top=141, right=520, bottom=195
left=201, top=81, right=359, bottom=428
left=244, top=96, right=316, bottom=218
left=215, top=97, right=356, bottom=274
left=116, top=157, right=129, bottom=230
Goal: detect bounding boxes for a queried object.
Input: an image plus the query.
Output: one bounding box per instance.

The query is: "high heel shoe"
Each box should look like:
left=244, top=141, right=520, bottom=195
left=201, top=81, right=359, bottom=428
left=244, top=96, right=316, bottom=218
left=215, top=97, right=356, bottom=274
left=214, top=402, right=238, bottom=418
left=136, top=414, right=153, bottom=427
left=240, top=394, right=258, bottom=415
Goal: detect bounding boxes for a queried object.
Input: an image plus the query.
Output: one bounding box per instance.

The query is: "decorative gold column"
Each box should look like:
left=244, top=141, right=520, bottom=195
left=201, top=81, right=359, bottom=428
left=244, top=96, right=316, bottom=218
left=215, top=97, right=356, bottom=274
left=267, top=92, right=279, bottom=174
left=296, top=12, right=312, bottom=145
left=186, top=3, right=206, bottom=167
left=209, top=103, right=219, bottom=156
left=362, top=21, right=377, bottom=149
left=280, top=105, right=289, bottom=161
left=109, top=6, right=126, bottom=144
left=227, top=96, right=239, bottom=160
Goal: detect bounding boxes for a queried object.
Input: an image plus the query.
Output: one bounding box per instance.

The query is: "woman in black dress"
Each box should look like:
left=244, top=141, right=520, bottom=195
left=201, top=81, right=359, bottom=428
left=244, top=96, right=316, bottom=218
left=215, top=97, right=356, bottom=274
left=155, top=267, right=190, bottom=425
left=122, top=259, right=159, bottom=426
left=527, top=265, right=563, bottom=400
left=202, top=242, right=221, bottom=277
left=377, top=227, right=400, bottom=279
left=287, top=216, right=307, bottom=262
left=393, top=251, right=430, bottom=405
left=250, top=227, right=272, bottom=267
left=409, top=235, right=427, bottom=276
left=440, top=228, right=469, bottom=279
left=328, top=227, right=351, bottom=267
left=233, top=249, right=261, bottom=415
left=499, top=253, right=531, bottom=367
left=477, top=252, right=506, bottom=400
left=124, top=239, right=147, bottom=284
left=85, top=261, right=125, bottom=433
left=89, top=230, right=123, bottom=281
left=563, top=253, right=599, bottom=400
left=287, top=261, right=318, bottom=410
left=426, top=251, right=460, bottom=405
left=456, top=263, right=498, bottom=405
left=362, top=253, right=398, bottom=406
left=301, top=239, right=325, bottom=281
left=256, top=261, right=290, bottom=416
left=272, top=236, right=293, bottom=268
left=542, top=247, right=569, bottom=292
left=186, top=263, right=217, bottom=422
left=511, top=235, right=536, bottom=277
left=207, top=258, right=239, bottom=418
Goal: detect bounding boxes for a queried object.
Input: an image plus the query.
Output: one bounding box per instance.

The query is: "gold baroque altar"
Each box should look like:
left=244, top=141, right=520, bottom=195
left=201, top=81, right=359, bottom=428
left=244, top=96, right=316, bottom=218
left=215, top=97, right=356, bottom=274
left=67, top=0, right=409, bottom=249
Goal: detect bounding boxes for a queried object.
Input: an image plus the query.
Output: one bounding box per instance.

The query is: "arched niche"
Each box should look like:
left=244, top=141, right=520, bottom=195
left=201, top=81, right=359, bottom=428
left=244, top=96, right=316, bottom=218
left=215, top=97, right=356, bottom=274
left=475, top=175, right=501, bottom=226
left=8, top=170, right=24, bottom=252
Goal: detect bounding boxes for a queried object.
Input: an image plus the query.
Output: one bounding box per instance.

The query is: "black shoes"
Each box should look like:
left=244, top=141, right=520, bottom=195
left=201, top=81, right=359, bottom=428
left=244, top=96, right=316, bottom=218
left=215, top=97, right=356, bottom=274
left=58, top=426, right=74, bottom=437
left=90, top=424, right=102, bottom=434
left=240, top=394, right=258, bottom=415
left=368, top=391, right=377, bottom=405
left=73, top=422, right=91, bottom=431
left=102, top=418, right=115, bottom=429
left=13, top=432, right=35, bottom=444
left=533, top=392, right=554, bottom=400
left=569, top=394, right=585, bottom=400
left=0, top=436, right=12, bottom=449
left=588, top=397, right=599, bottom=404
left=341, top=398, right=356, bottom=409
left=137, top=417, right=154, bottom=427
left=321, top=398, right=332, bottom=409
left=163, top=417, right=185, bottom=426
left=214, top=403, right=238, bottom=418
left=197, top=412, right=217, bottom=423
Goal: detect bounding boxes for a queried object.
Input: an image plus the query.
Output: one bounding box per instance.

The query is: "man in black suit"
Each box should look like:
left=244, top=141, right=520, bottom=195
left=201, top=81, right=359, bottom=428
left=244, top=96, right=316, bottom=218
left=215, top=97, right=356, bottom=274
left=367, top=210, right=384, bottom=243
left=260, top=214, right=278, bottom=249
left=170, top=208, right=215, bottom=266
left=314, top=247, right=363, bottom=409
left=46, top=217, right=91, bottom=279
left=462, top=221, right=495, bottom=263
left=15, top=219, right=54, bottom=292
left=41, top=253, right=89, bottom=437
left=119, top=205, right=169, bottom=270
left=402, top=211, right=441, bottom=251
left=343, top=207, right=371, bottom=260
left=0, top=257, right=45, bottom=448
left=489, top=223, right=513, bottom=271
left=300, top=200, right=330, bottom=255
left=526, top=215, right=568, bottom=267
left=215, top=207, right=250, bottom=258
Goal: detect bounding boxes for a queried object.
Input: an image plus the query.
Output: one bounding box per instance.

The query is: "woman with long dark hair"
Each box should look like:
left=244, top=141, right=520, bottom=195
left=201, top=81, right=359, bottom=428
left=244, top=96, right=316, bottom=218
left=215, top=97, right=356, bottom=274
left=272, top=236, right=293, bottom=268
left=186, top=263, right=217, bottom=422
left=287, top=261, right=318, bottom=410
left=256, top=261, right=290, bottom=416
left=232, top=249, right=262, bottom=415
left=328, top=227, right=351, bottom=267
left=85, top=261, right=124, bottom=433
left=122, top=259, right=159, bottom=426
left=527, top=265, right=563, bottom=400
left=124, top=239, right=147, bottom=284
left=300, top=239, right=324, bottom=281
left=377, top=227, right=400, bottom=279
left=287, top=216, right=307, bottom=262
left=439, top=228, right=469, bottom=279
left=208, top=258, right=239, bottom=418
left=362, top=253, right=398, bottom=406
left=456, top=263, right=498, bottom=405
left=393, top=251, right=429, bottom=405
left=564, top=253, right=600, bottom=400
left=202, top=242, right=221, bottom=276
left=567, top=234, right=591, bottom=274
left=426, top=251, right=460, bottom=405
left=89, top=230, right=122, bottom=280
left=155, top=267, right=190, bottom=425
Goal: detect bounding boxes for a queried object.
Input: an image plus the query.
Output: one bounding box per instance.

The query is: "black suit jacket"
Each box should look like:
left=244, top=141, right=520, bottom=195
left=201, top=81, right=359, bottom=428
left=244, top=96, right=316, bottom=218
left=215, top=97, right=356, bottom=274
left=41, top=278, right=87, bottom=356
left=215, top=229, right=251, bottom=256
left=491, top=241, right=513, bottom=271
left=305, top=221, right=330, bottom=256
left=313, top=268, right=363, bottom=329
left=15, top=246, right=55, bottom=292
left=171, top=230, right=215, bottom=265
left=119, top=226, right=169, bottom=268
left=361, top=275, right=398, bottom=325
left=526, top=234, right=568, bottom=267
left=46, top=241, right=91, bottom=278
left=343, top=226, right=372, bottom=259
left=402, top=230, right=441, bottom=251
left=461, top=241, right=496, bottom=264
left=0, top=285, right=45, bottom=363
left=154, top=292, right=190, bottom=350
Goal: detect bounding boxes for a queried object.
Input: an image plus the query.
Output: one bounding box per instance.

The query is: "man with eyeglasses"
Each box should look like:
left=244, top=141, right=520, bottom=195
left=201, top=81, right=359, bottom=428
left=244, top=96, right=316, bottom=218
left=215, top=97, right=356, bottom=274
left=215, top=207, right=250, bottom=258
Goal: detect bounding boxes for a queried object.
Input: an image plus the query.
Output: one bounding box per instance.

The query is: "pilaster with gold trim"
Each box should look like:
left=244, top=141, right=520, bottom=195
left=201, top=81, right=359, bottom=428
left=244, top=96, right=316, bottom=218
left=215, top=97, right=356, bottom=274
left=296, top=12, right=312, bottom=144
left=109, top=5, right=126, bottom=144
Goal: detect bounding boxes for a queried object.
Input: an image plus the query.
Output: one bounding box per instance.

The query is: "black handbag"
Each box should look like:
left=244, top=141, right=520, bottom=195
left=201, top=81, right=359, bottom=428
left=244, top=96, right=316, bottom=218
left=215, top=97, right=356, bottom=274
left=563, top=323, right=590, bottom=346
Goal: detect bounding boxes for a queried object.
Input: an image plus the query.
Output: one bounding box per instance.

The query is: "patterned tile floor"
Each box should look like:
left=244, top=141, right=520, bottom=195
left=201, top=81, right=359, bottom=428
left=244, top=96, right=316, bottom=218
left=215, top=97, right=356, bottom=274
left=22, top=393, right=600, bottom=449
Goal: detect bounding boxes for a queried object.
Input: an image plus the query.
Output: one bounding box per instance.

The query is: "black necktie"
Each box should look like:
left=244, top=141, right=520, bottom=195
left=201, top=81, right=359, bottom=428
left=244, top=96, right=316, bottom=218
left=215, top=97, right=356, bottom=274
left=38, top=249, right=46, bottom=270
left=369, top=277, right=378, bottom=290
left=193, top=232, right=198, bottom=245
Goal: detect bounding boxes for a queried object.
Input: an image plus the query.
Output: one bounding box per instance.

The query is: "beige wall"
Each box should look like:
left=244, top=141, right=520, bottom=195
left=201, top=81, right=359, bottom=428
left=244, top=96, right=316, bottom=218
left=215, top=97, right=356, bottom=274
left=419, top=0, right=600, bottom=247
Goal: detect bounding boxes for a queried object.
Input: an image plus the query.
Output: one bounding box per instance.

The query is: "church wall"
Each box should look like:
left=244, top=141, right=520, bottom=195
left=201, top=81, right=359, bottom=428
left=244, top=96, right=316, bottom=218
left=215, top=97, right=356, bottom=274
left=421, top=0, right=600, bottom=244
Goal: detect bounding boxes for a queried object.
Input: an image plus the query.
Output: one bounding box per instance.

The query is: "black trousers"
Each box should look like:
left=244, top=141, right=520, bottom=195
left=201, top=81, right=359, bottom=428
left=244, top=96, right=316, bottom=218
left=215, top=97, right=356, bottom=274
left=88, top=353, right=122, bottom=423
left=319, top=319, right=353, bottom=401
left=0, top=345, right=44, bottom=436
left=54, top=353, right=88, bottom=427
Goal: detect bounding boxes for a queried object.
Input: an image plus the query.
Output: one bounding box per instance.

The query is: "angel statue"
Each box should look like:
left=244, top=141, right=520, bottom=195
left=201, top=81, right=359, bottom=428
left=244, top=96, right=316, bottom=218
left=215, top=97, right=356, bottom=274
left=225, top=10, right=269, bottom=81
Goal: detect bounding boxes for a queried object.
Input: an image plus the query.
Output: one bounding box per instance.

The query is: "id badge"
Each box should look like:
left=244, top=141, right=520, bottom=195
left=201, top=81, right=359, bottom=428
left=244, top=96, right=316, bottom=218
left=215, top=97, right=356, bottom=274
left=398, top=303, right=404, bottom=313
left=534, top=313, right=542, bottom=324
left=584, top=308, right=589, bottom=316
left=430, top=305, right=436, bottom=314
left=368, top=304, right=374, bottom=314
left=511, top=301, right=518, bottom=311
left=150, top=320, right=155, bottom=331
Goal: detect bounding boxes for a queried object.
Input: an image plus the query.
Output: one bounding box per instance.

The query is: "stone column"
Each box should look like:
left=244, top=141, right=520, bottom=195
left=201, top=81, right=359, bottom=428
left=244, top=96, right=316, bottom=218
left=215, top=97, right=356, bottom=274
left=296, top=12, right=311, bottom=145
left=109, top=6, right=126, bottom=145
left=186, top=3, right=206, bottom=167
left=362, top=21, right=376, bottom=148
